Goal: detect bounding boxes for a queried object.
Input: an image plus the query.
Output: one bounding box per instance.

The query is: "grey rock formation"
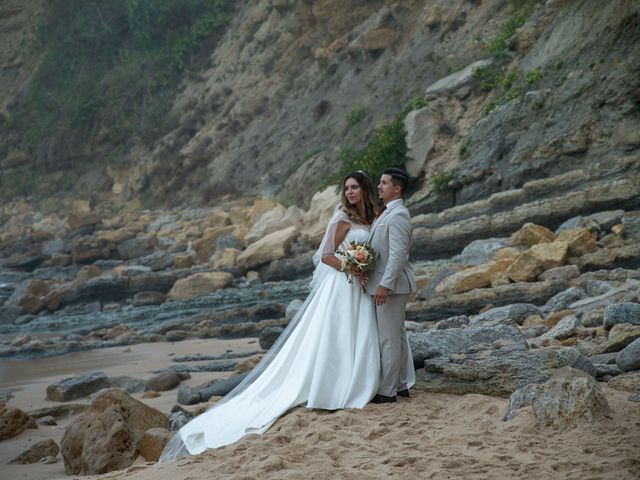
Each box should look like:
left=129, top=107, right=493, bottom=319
left=604, top=302, right=640, bottom=329
left=417, top=346, right=596, bottom=396
left=503, top=367, right=610, bottom=427
left=46, top=372, right=110, bottom=402
left=616, top=338, right=640, bottom=372
left=471, top=303, right=541, bottom=326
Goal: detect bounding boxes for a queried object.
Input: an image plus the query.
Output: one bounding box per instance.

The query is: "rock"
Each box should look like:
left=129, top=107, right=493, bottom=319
left=140, top=428, right=173, bottom=462
left=67, top=201, right=99, bottom=230
left=509, top=223, right=555, bottom=247
left=0, top=389, right=14, bottom=402
left=132, top=291, right=165, bottom=306
left=60, top=389, right=169, bottom=475
left=361, top=26, right=397, bottom=51
left=569, top=287, right=638, bottom=315
left=108, top=376, right=147, bottom=394
left=117, top=235, right=156, bottom=260
left=407, top=280, right=567, bottom=322
left=507, top=242, right=569, bottom=282
left=537, top=315, right=581, bottom=341
left=586, top=210, right=626, bottom=232
left=192, top=226, right=235, bottom=263
left=593, top=363, right=622, bottom=379
left=622, top=211, right=640, bottom=239
left=458, top=238, right=509, bottom=266
left=165, top=329, right=189, bottom=342
left=211, top=248, right=240, bottom=269
left=404, top=107, right=438, bottom=177
left=0, top=401, right=37, bottom=440
left=417, top=347, right=596, bottom=396
left=607, top=371, right=640, bottom=392
left=299, top=188, right=340, bottom=245
left=591, top=323, right=640, bottom=354
left=177, top=385, right=201, bottom=405
left=556, top=227, right=598, bottom=256
left=425, top=58, right=494, bottom=98
left=258, top=252, right=315, bottom=282
left=145, top=371, right=184, bottom=392
left=408, top=323, right=527, bottom=368
left=46, top=372, right=110, bottom=402
left=199, top=373, right=248, bottom=401
left=36, top=415, right=57, bottom=426
left=603, top=302, right=640, bottom=329
left=435, top=260, right=512, bottom=296
left=234, top=354, right=264, bottom=374
left=245, top=206, right=286, bottom=244
left=27, top=404, right=89, bottom=420
left=142, top=390, right=160, bottom=399
left=435, top=315, right=470, bottom=330
left=542, top=287, right=588, bottom=314
left=471, top=303, right=541, bottom=326
left=236, top=226, right=298, bottom=270
left=538, top=265, right=580, bottom=282
left=616, top=338, right=640, bottom=372
left=9, top=439, right=59, bottom=464
left=6, top=279, right=48, bottom=314
left=259, top=326, right=284, bottom=350
left=503, top=367, right=610, bottom=428
left=167, top=272, right=234, bottom=301
left=42, top=238, right=67, bottom=256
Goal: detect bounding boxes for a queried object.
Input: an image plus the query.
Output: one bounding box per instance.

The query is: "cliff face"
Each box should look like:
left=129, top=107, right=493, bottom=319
left=1, top=0, right=639, bottom=216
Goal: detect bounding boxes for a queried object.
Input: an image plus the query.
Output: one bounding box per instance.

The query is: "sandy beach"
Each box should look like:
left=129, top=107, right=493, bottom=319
left=1, top=338, right=639, bottom=480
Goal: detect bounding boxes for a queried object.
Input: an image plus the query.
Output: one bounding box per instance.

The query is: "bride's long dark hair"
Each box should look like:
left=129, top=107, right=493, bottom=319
left=341, top=171, right=377, bottom=225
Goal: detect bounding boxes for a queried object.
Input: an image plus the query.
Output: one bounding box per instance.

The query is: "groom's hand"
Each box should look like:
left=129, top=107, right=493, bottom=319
left=373, top=286, right=389, bottom=306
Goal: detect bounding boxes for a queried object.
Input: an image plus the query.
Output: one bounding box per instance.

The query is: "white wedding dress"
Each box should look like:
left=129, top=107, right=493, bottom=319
left=160, top=209, right=415, bottom=460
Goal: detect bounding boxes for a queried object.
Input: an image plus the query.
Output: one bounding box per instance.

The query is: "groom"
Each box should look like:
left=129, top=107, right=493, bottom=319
left=366, top=168, right=416, bottom=404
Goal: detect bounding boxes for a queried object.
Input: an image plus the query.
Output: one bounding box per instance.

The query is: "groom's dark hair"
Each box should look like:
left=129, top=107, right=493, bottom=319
left=383, top=168, right=409, bottom=194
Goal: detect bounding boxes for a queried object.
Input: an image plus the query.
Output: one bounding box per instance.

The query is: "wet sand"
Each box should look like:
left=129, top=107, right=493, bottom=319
left=0, top=337, right=258, bottom=480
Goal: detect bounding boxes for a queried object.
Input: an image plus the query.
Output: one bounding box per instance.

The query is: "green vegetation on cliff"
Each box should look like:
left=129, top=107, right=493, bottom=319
left=1, top=0, right=234, bottom=199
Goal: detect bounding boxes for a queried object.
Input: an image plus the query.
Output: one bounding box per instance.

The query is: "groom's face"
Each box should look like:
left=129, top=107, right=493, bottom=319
left=378, top=174, right=400, bottom=204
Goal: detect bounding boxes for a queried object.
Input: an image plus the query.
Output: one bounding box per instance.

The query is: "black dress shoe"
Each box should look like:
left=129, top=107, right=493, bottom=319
left=371, top=394, right=397, bottom=404
left=397, top=389, right=410, bottom=398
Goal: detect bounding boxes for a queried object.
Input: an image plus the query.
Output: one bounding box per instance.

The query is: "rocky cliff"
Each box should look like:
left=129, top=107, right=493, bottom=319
left=1, top=0, right=638, bottom=217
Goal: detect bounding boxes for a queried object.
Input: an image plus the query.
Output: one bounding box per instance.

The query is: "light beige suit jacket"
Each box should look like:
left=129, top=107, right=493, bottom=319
left=366, top=200, right=416, bottom=295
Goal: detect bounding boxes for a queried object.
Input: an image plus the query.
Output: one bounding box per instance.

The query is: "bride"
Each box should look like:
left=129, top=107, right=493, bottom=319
left=160, top=171, right=415, bottom=461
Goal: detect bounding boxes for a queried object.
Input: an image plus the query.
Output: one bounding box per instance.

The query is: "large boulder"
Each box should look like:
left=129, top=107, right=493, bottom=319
left=60, top=389, right=168, bottom=475
left=404, top=107, right=438, bottom=177
left=507, top=242, right=569, bottom=282
left=417, top=346, right=596, bottom=396
left=435, top=259, right=512, bottom=296
left=470, top=303, right=541, bottom=326
left=408, top=324, right=528, bottom=368
left=503, top=367, right=610, bottom=428
left=167, top=272, right=234, bottom=301
left=299, top=187, right=340, bottom=245
left=509, top=223, right=555, bottom=247
left=425, top=58, right=494, bottom=98
left=236, top=226, right=298, bottom=270
left=0, top=401, right=37, bottom=440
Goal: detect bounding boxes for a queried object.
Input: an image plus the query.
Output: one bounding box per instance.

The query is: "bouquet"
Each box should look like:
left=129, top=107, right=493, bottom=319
left=336, top=241, right=377, bottom=290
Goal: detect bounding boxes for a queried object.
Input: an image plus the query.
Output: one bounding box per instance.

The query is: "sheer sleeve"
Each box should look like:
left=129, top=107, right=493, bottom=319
left=312, top=204, right=350, bottom=266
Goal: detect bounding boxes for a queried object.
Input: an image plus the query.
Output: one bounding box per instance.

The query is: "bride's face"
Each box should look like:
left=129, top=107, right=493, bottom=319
left=344, top=177, right=363, bottom=206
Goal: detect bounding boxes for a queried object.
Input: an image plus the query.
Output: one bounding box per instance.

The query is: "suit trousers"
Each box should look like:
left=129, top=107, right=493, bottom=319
left=375, top=293, right=409, bottom=397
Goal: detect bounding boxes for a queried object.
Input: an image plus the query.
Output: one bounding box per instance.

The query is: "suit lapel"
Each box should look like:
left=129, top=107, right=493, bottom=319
left=369, top=204, right=393, bottom=240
